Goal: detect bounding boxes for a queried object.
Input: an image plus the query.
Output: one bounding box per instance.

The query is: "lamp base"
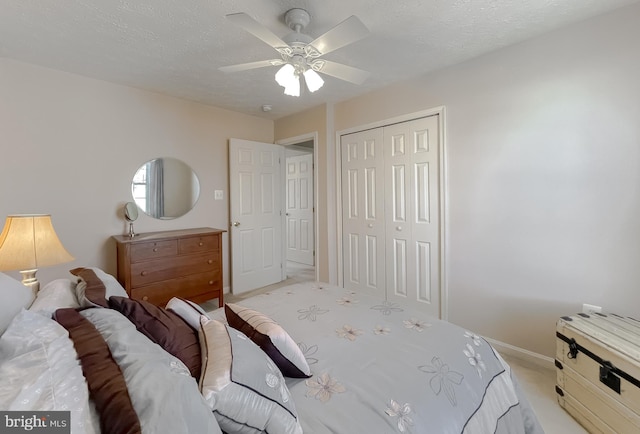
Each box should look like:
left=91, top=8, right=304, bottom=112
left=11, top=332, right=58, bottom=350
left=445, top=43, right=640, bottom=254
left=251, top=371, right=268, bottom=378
left=20, top=269, right=40, bottom=295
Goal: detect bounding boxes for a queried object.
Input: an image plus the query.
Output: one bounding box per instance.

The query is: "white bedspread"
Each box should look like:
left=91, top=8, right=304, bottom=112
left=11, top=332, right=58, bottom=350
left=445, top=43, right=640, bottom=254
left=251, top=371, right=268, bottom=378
left=211, top=282, right=544, bottom=434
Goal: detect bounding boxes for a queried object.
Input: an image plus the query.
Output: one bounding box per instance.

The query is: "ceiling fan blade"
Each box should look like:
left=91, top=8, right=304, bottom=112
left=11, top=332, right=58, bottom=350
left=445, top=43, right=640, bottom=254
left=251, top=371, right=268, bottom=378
left=309, top=15, right=369, bottom=55
left=317, top=60, right=370, bottom=85
left=219, top=59, right=283, bottom=73
left=226, top=13, right=289, bottom=49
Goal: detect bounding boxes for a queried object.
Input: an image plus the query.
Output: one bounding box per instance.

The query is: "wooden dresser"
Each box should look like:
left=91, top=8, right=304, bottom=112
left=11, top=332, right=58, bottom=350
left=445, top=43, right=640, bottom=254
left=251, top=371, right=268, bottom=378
left=113, top=227, right=225, bottom=308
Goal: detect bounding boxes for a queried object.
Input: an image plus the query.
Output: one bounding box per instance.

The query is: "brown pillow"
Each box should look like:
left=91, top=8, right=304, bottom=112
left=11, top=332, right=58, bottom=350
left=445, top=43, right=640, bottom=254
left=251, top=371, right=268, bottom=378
left=54, top=308, right=141, bottom=434
left=108, top=296, right=201, bottom=378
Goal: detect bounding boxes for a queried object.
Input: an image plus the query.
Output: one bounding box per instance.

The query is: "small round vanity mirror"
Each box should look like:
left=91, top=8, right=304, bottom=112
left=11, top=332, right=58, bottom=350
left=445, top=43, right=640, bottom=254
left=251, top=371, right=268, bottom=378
left=130, top=157, right=200, bottom=220
left=124, top=202, right=138, bottom=238
left=124, top=202, right=138, bottom=222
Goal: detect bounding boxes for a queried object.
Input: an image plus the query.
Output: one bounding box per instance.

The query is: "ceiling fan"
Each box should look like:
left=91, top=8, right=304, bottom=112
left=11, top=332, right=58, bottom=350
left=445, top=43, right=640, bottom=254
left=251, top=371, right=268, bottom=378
left=219, top=8, right=371, bottom=97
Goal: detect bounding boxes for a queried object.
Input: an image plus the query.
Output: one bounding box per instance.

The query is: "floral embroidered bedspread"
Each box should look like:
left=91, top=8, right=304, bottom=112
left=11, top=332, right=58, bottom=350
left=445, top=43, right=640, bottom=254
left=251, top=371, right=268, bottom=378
left=211, top=282, right=544, bottom=434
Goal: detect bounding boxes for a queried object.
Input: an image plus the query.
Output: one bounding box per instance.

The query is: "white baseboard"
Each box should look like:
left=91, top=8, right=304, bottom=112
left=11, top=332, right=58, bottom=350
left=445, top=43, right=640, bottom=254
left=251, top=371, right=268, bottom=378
left=486, top=337, right=554, bottom=370
left=223, top=285, right=230, bottom=294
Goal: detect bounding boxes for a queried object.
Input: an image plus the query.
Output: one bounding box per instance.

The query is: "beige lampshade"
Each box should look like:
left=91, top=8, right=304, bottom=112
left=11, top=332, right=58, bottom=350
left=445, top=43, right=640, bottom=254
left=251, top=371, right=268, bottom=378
left=0, top=214, right=74, bottom=271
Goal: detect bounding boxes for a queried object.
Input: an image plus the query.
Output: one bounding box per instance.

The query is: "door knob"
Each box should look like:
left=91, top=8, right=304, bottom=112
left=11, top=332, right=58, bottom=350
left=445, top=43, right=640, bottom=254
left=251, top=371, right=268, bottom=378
left=232, top=221, right=240, bottom=227
left=368, top=223, right=373, bottom=228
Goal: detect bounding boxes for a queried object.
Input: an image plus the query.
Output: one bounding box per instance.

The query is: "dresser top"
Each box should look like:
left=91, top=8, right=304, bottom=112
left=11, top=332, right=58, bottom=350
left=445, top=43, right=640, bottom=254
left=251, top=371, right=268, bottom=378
left=112, top=227, right=225, bottom=244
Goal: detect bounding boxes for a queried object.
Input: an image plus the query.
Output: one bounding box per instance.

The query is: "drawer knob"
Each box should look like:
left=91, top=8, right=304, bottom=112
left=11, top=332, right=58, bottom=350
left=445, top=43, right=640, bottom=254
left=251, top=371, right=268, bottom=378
left=208, top=259, right=213, bottom=264
left=141, top=271, right=148, bottom=276
left=209, top=280, right=214, bottom=285
left=199, top=242, right=204, bottom=246
left=153, top=248, right=158, bottom=252
left=142, top=296, right=149, bottom=301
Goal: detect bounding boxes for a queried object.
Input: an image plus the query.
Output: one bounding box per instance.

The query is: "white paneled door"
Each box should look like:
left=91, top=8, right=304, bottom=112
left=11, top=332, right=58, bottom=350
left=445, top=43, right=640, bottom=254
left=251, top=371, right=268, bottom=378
left=384, top=116, right=440, bottom=316
left=229, top=139, right=284, bottom=294
left=286, top=153, right=315, bottom=266
left=340, top=127, right=386, bottom=296
left=341, top=115, right=441, bottom=317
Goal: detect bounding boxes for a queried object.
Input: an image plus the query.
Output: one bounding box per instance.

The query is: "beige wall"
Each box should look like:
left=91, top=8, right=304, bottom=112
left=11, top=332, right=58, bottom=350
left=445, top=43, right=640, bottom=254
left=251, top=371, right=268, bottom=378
left=331, top=3, right=640, bottom=358
left=274, top=105, right=329, bottom=281
left=0, top=58, right=274, bottom=290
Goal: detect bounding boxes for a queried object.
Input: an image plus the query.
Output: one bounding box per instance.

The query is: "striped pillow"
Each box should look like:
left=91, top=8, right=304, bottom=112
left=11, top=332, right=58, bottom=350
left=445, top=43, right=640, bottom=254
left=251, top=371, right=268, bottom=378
left=225, top=303, right=311, bottom=378
left=199, top=318, right=302, bottom=434
left=70, top=267, right=128, bottom=308
left=54, top=308, right=141, bottom=434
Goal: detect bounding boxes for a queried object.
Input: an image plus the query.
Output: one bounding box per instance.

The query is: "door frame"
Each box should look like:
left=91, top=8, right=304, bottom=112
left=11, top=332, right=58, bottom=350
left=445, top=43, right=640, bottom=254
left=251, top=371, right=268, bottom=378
left=276, top=132, right=320, bottom=282
left=334, top=106, right=449, bottom=319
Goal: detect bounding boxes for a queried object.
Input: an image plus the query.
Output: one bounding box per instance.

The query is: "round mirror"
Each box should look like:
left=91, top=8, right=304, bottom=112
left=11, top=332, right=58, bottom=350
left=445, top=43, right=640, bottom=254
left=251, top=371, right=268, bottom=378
left=131, top=157, right=200, bottom=219
left=124, top=202, right=138, bottom=222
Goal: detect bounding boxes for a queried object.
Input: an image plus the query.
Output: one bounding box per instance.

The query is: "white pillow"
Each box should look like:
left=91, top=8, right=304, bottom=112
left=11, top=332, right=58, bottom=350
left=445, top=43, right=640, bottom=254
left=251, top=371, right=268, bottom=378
left=199, top=318, right=302, bottom=434
left=29, top=278, right=80, bottom=316
left=0, top=272, right=34, bottom=336
left=166, top=297, right=210, bottom=330
left=0, top=309, right=98, bottom=434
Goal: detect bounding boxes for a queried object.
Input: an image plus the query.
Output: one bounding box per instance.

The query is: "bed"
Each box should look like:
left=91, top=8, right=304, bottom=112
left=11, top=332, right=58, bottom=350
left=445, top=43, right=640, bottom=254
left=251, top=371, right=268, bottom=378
left=0, top=269, right=544, bottom=434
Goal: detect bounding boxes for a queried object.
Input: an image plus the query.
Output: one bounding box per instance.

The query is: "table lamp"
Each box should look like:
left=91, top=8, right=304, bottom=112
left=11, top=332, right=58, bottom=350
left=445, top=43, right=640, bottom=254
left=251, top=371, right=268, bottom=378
left=0, top=214, right=74, bottom=294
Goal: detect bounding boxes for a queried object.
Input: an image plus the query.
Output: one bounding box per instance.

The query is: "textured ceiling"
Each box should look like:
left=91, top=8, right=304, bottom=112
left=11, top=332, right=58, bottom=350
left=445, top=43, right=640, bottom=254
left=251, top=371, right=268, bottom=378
left=1, top=0, right=638, bottom=119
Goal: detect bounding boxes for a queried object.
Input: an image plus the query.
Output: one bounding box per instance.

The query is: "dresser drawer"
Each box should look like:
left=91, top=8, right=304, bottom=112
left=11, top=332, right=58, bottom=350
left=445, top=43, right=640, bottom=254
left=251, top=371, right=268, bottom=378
left=179, top=234, right=218, bottom=254
left=131, top=240, right=178, bottom=262
left=130, top=271, right=221, bottom=307
left=131, top=251, right=220, bottom=287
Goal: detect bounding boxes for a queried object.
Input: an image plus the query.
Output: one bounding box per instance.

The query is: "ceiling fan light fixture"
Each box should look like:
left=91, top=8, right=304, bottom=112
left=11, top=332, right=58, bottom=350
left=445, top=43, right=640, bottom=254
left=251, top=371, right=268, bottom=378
left=275, top=63, right=296, bottom=88
left=223, top=11, right=371, bottom=96
left=303, top=68, right=324, bottom=93
left=283, top=76, right=300, bottom=97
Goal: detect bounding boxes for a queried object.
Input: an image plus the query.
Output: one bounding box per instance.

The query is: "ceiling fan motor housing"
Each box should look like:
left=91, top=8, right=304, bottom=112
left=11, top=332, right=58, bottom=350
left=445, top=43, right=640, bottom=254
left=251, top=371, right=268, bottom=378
left=283, top=8, right=314, bottom=47
left=284, top=8, right=311, bottom=32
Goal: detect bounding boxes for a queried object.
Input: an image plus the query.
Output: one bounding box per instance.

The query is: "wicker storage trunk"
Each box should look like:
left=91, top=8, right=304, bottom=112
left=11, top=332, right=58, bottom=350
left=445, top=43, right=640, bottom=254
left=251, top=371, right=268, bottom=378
left=556, top=312, right=640, bottom=433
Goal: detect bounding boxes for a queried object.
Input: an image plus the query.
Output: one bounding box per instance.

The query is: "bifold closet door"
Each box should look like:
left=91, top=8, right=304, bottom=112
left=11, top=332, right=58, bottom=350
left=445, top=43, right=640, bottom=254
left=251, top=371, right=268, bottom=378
left=341, top=128, right=386, bottom=296
left=341, top=115, right=441, bottom=317
left=384, top=116, right=440, bottom=316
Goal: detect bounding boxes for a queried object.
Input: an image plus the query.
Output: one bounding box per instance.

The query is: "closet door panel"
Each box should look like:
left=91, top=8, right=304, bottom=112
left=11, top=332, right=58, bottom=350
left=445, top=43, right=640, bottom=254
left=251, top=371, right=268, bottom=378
left=384, top=116, right=440, bottom=317
left=385, top=127, right=412, bottom=299
left=412, top=117, right=440, bottom=315
left=341, top=129, right=386, bottom=295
